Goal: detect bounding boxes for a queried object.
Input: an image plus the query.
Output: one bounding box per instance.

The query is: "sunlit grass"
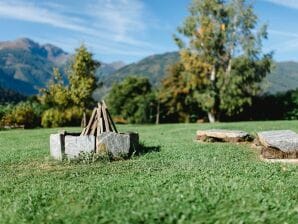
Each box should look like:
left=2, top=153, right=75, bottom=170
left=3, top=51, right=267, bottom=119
left=0, top=121, right=297, bottom=223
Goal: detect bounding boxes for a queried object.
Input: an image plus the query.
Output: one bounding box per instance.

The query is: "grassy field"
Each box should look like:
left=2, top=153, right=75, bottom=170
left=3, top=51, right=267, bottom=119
left=0, top=121, right=297, bottom=223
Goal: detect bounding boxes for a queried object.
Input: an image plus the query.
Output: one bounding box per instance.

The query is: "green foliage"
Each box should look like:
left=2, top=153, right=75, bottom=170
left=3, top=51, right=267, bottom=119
left=159, top=63, right=203, bottom=122
left=66, top=151, right=110, bottom=164
left=0, top=86, right=26, bottom=104
left=41, top=108, right=64, bottom=128
left=284, top=89, right=298, bottom=120
left=1, top=102, right=40, bottom=128
left=41, top=106, right=84, bottom=128
left=39, top=68, right=70, bottom=109
left=39, top=44, right=98, bottom=127
left=69, top=45, right=99, bottom=108
left=175, top=0, right=272, bottom=122
left=219, top=55, right=272, bottom=115
left=0, top=104, right=14, bottom=121
left=0, top=122, right=298, bottom=223
left=107, top=76, right=155, bottom=123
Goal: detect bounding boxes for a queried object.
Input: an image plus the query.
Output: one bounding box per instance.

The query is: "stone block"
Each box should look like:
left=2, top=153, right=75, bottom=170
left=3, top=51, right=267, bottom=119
left=197, top=129, right=251, bottom=142
left=257, top=130, right=298, bottom=159
left=97, top=132, right=139, bottom=158
left=49, top=133, right=64, bottom=161
left=257, top=130, right=298, bottom=153
left=64, top=135, right=95, bottom=158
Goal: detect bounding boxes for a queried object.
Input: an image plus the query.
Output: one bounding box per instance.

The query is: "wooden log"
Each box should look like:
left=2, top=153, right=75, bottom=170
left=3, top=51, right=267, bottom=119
left=99, top=117, right=103, bottom=134
left=101, top=102, right=110, bottom=132
left=106, top=108, right=118, bottom=133
left=107, top=109, right=118, bottom=133
left=82, top=108, right=97, bottom=135
left=97, top=104, right=102, bottom=136
left=102, top=101, right=116, bottom=132
left=81, top=112, right=87, bottom=128
left=90, top=116, right=98, bottom=136
left=80, top=128, right=86, bottom=136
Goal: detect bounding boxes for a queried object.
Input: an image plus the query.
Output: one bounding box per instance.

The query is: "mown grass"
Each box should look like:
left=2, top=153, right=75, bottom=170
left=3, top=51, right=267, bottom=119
left=0, top=121, right=297, bottom=223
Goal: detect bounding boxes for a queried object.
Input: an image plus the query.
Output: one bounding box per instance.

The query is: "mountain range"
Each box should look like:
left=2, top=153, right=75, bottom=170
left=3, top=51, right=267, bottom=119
left=0, top=38, right=298, bottom=101
left=0, top=38, right=125, bottom=96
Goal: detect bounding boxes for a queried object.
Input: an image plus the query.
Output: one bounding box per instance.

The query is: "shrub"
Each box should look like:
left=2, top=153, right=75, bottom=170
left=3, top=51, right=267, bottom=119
left=41, top=106, right=84, bottom=128
left=1, top=102, right=40, bottom=128
left=41, top=108, right=65, bottom=128
left=106, top=76, right=155, bottom=124
left=0, top=104, right=14, bottom=121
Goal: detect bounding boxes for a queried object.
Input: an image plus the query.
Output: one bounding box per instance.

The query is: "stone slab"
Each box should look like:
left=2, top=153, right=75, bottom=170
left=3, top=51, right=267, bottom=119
left=50, top=134, right=64, bottom=161
left=257, top=130, right=298, bottom=153
left=197, top=129, right=251, bottom=142
left=64, top=135, right=95, bottom=158
left=97, top=132, right=139, bottom=157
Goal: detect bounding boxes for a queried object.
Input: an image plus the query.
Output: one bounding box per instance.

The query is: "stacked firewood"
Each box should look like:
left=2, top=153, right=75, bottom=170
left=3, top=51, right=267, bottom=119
left=80, top=101, right=118, bottom=136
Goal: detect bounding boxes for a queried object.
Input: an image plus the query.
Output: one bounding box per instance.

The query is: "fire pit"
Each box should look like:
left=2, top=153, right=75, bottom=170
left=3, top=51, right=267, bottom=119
left=50, top=101, right=139, bottom=160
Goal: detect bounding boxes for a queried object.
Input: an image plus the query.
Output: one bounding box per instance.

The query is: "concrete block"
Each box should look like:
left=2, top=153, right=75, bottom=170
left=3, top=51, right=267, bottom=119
left=97, top=132, right=139, bottom=158
left=65, top=135, right=95, bottom=158
left=49, top=133, right=64, bottom=161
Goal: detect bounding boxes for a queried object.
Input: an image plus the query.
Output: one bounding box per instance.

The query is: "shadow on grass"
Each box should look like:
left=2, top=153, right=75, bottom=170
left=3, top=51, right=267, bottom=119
left=134, top=142, right=161, bottom=156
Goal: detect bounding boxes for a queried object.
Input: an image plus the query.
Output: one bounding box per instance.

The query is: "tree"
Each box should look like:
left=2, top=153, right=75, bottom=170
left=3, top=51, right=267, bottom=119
left=1, top=102, right=40, bottom=128
left=106, top=76, right=154, bottom=124
left=174, top=0, right=272, bottom=122
left=39, top=68, right=70, bottom=109
left=69, top=44, right=99, bottom=109
left=38, top=44, right=99, bottom=127
left=159, top=63, right=202, bottom=122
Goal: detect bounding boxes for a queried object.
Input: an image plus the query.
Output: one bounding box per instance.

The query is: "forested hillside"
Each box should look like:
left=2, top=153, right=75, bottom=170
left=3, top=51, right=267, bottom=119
left=0, top=86, right=25, bottom=104
left=0, top=39, right=298, bottom=99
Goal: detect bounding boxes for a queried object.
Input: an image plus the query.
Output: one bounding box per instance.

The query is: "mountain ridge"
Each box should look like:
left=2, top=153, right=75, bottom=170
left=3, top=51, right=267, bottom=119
left=0, top=38, right=298, bottom=99
left=0, top=38, right=125, bottom=96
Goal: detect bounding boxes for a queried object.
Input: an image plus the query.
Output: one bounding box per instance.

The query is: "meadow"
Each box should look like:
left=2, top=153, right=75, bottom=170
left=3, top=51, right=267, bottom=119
left=0, top=121, right=297, bottom=223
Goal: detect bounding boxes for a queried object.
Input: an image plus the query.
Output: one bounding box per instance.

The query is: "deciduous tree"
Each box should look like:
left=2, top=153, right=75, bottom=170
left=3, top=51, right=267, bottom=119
left=107, top=76, right=154, bottom=124
left=174, top=0, right=272, bottom=122
left=69, top=44, right=99, bottom=109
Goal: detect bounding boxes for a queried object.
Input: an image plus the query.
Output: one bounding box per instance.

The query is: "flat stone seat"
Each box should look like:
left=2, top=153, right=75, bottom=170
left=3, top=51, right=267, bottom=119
left=197, top=129, right=251, bottom=142
left=257, top=130, right=298, bottom=159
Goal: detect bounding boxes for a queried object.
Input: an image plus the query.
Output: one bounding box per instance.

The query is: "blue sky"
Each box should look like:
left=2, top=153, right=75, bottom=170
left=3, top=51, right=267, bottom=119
left=0, top=0, right=298, bottom=63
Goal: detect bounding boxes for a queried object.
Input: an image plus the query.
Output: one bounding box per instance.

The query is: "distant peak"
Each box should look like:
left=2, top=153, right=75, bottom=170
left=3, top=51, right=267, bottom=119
left=16, top=37, right=35, bottom=44
left=109, top=61, right=126, bottom=70
left=0, top=37, right=39, bottom=50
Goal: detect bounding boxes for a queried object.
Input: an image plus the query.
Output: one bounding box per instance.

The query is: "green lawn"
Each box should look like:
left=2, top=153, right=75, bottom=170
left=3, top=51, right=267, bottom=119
left=0, top=121, right=297, bottom=223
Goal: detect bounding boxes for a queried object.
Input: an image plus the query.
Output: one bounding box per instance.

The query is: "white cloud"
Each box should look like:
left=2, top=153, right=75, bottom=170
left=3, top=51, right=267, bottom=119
left=270, top=38, right=298, bottom=53
left=0, top=0, right=164, bottom=60
left=90, top=0, right=146, bottom=41
left=263, top=0, right=298, bottom=9
left=266, top=29, right=298, bottom=54
left=269, top=29, right=298, bottom=38
left=0, top=1, right=87, bottom=32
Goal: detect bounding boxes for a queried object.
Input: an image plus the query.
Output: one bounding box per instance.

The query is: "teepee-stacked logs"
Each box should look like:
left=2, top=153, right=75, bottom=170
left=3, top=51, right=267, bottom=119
left=81, top=101, right=118, bottom=136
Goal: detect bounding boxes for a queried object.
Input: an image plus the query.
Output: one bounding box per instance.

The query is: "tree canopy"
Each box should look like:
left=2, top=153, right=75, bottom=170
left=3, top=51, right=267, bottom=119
left=39, top=44, right=99, bottom=127
left=106, top=76, right=155, bottom=124
left=174, top=0, right=272, bottom=122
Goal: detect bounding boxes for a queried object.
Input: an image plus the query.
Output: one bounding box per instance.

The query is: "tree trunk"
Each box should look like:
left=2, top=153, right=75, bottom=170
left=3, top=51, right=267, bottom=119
left=155, top=101, right=160, bottom=125
left=208, top=65, right=217, bottom=123
left=81, top=112, right=87, bottom=128
left=208, top=111, right=216, bottom=123
left=211, top=65, right=216, bottom=81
